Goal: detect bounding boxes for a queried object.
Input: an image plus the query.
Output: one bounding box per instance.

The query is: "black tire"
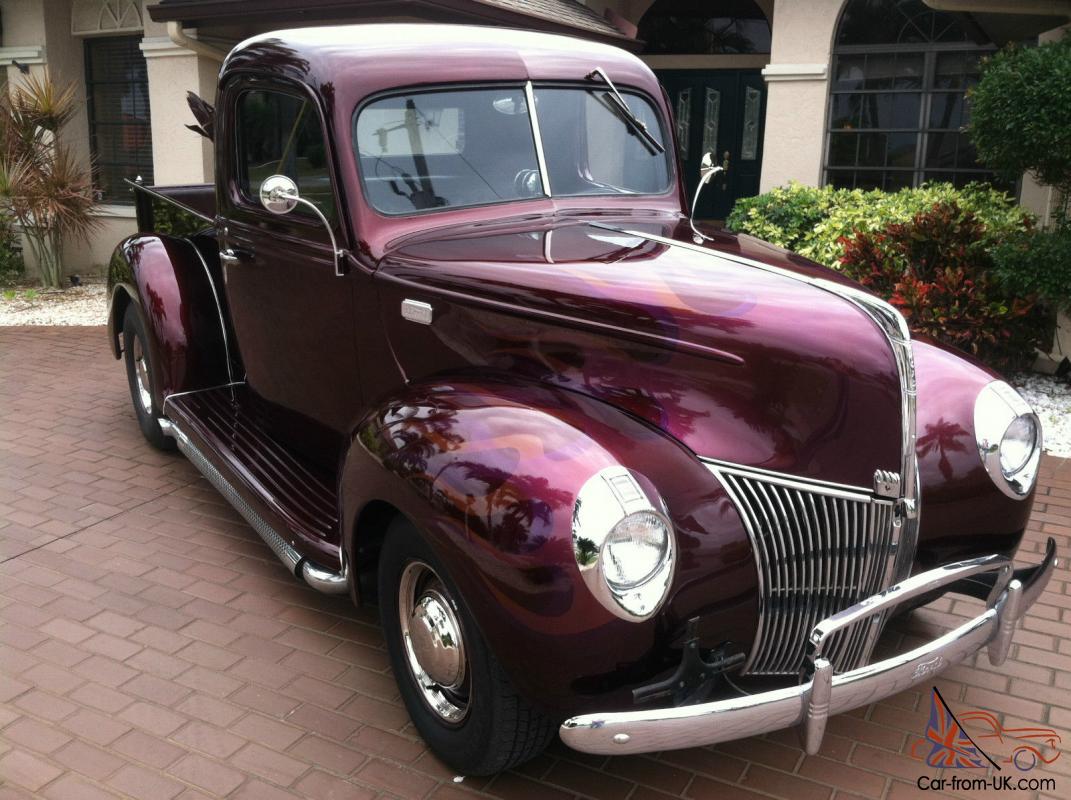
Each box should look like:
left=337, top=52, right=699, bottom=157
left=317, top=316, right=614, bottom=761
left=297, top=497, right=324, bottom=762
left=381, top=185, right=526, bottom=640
left=122, top=304, right=175, bottom=451
left=378, top=517, right=555, bottom=775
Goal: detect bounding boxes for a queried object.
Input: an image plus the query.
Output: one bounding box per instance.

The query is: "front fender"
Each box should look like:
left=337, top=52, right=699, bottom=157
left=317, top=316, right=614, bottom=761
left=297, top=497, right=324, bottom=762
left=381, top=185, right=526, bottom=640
left=341, top=379, right=757, bottom=717
left=913, top=339, right=1034, bottom=569
left=107, top=234, right=230, bottom=407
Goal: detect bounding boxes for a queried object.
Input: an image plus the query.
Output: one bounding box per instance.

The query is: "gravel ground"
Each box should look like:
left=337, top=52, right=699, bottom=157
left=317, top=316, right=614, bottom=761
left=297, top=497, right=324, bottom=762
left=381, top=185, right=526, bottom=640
left=1011, top=372, right=1071, bottom=457
left=0, top=282, right=106, bottom=326
left=3, top=280, right=1067, bottom=454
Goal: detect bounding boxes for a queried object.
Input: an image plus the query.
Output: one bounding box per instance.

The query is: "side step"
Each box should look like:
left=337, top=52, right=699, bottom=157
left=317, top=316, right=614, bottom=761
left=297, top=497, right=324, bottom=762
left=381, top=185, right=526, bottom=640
left=160, top=386, right=348, bottom=595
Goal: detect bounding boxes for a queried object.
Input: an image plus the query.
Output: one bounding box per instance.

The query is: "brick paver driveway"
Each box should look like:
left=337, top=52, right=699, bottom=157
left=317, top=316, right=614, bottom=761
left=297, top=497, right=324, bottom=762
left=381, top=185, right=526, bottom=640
left=1, top=326, right=1068, bottom=800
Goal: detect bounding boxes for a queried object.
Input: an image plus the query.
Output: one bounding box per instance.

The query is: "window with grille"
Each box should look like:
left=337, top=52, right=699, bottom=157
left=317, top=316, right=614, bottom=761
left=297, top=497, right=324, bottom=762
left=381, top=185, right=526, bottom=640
left=825, top=0, right=999, bottom=191
left=84, top=36, right=153, bottom=203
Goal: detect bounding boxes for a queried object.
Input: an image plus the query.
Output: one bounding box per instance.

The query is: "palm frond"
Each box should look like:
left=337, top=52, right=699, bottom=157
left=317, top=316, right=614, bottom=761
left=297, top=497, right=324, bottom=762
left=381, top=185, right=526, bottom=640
left=11, top=70, right=76, bottom=133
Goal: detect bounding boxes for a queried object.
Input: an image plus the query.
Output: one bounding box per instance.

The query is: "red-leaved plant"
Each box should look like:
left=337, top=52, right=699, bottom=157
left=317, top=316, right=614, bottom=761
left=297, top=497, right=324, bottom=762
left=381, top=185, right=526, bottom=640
left=838, top=202, right=1047, bottom=370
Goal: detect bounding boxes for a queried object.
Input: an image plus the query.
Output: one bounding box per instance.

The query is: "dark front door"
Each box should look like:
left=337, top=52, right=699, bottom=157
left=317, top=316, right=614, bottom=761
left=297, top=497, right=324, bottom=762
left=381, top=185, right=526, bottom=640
left=657, top=70, right=767, bottom=220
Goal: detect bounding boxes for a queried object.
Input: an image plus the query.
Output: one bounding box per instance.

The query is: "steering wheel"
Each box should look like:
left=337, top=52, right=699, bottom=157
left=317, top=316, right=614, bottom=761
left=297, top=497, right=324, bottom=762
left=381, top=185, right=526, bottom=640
left=513, top=168, right=542, bottom=197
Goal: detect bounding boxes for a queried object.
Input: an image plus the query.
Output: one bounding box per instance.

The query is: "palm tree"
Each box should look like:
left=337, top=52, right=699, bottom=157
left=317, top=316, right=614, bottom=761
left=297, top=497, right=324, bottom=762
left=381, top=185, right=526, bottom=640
left=0, top=72, right=98, bottom=288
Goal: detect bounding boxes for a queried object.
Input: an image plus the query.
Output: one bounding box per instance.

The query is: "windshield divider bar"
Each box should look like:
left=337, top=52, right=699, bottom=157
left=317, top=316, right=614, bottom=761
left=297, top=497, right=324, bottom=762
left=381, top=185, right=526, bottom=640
left=525, top=80, right=552, bottom=198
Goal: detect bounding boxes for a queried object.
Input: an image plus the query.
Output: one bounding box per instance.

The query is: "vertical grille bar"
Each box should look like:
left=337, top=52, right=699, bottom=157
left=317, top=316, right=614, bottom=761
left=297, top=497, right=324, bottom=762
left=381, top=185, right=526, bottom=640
left=709, top=462, right=900, bottom=676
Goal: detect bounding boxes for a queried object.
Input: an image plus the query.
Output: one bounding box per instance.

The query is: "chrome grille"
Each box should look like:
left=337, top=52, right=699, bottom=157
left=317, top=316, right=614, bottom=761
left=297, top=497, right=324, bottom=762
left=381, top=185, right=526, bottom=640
left=706, top=461, right=899, bottom=676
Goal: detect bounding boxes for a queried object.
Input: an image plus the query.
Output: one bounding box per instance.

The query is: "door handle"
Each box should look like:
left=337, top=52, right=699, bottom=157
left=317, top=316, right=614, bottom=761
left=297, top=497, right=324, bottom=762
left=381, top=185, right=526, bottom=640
left=219, top=247, right=253, bottom=265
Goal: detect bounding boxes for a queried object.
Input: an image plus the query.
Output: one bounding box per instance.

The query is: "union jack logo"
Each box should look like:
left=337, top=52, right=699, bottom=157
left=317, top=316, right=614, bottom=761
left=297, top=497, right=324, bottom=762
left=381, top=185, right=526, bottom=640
left=921, top=687, right=1000, bottom=771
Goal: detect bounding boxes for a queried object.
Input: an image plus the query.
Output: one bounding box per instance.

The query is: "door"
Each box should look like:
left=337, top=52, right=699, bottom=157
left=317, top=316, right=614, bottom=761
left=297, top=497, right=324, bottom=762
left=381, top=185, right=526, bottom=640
left=658, top=70, right=767, bottom=220
left=218, top=80, right=362, bottom=465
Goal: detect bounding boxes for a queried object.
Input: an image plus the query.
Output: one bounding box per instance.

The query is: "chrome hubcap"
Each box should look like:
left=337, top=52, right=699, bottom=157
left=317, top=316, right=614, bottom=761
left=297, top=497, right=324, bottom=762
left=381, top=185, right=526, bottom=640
left=398, top=561, right=469, bottom=723
left=132, top=337, right=152, bottom=415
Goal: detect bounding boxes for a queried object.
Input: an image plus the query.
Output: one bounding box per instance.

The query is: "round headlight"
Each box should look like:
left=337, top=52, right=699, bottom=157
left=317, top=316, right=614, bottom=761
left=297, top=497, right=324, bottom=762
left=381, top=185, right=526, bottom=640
left=572, top=467, right=676, bottom=621
left=602, top=511, right=670, bottom=590
left=1000, top=415, right=1038, bottom=477
left=974, top=381, right=1042, bottom=499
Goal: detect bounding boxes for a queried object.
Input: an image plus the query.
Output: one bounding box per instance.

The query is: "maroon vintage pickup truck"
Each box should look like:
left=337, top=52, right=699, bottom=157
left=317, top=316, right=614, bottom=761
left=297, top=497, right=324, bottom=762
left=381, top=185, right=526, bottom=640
left=107, top=24, right=1056, bottom=775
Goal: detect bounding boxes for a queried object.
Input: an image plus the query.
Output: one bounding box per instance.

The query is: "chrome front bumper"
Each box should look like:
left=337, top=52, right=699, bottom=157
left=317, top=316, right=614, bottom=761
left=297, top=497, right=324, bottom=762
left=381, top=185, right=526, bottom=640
left=560, top=539, right=1058, bottom=756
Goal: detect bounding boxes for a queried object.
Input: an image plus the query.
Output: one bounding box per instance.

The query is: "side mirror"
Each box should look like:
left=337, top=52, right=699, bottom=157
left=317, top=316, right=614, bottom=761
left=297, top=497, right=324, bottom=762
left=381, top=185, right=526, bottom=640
left=259, top=174, right=300, bottom=215
left=689, top=152, right=726, bottom=244
left=699, top=151, right=719, bottom=185
left=258, top=174, right=346, bottom=277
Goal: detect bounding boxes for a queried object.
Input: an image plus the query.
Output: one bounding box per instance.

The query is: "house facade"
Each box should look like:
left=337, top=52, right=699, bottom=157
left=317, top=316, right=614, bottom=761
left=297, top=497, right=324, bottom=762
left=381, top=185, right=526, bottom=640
left=0, top=0, right=1067, bottom=275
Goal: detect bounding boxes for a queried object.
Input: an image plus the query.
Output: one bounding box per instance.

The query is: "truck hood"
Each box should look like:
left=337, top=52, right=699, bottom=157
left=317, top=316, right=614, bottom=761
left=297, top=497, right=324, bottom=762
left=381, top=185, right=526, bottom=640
left=376, top=215, right=903, bottom=487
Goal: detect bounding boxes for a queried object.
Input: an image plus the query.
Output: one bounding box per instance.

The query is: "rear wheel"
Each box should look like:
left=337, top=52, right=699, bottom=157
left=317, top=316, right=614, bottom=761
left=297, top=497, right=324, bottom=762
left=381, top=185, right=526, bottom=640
left=378, top=517, right=554, bottom=775
left=122, top=304, right=175, bottom=451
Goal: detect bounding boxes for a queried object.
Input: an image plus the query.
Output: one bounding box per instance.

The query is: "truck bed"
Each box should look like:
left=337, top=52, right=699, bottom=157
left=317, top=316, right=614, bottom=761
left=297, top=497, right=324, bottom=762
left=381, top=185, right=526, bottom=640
left=131, top=182, right=215, bottom=234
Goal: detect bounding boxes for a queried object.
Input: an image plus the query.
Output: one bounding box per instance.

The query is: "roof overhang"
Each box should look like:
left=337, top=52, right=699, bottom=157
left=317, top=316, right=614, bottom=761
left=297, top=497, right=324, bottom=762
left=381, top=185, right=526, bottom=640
left=147, top=0, right=641, bottom=51
left=924, top=0, right=1069, bottom=43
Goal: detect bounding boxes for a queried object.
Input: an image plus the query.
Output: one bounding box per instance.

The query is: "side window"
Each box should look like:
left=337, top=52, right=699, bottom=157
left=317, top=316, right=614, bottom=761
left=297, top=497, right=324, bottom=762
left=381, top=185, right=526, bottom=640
left=235, top=89, right=337, bottom=223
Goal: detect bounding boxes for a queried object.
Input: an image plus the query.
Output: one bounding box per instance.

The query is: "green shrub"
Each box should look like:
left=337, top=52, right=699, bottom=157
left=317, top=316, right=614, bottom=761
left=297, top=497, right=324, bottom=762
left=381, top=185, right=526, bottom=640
left=0, top=213, right=24, bottom=286
left=990, top=222, right=1071, bottom=311
left=840, top=202, right=1047, bottom=370
left=724, top=182, right=836, bottom=252
left=727, top=181, right=1031, bottom=269
left=968, top=35, right=1071, bottom=219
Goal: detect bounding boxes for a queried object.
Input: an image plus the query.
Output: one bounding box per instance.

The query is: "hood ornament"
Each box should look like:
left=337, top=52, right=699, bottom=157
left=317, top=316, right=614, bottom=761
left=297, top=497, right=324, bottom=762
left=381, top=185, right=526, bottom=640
left=873, top=470, right=901, bottom=498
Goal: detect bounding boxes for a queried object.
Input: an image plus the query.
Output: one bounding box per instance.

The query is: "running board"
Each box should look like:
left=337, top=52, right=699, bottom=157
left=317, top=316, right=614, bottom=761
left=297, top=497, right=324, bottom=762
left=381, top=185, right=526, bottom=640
left=159, top=416, right=348, bottom=595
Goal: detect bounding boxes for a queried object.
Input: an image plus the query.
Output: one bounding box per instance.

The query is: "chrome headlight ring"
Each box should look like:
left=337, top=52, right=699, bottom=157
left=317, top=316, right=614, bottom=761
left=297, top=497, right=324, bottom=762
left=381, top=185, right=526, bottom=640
left=973, top=380, right=1042, bottom=499
left=572, top=466, right=676, bottom=621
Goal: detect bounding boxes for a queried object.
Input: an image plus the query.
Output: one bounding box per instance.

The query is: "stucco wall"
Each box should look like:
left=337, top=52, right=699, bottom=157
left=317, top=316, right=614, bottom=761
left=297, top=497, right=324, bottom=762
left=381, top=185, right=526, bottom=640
left=758, top=0, right=844, bottom=191
left=142, top=41, right=217, bottom=185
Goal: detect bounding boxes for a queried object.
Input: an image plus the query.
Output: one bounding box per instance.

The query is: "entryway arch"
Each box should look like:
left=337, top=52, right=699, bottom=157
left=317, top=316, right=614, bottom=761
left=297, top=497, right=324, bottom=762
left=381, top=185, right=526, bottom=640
left=638, top=0, right=773, bottom=218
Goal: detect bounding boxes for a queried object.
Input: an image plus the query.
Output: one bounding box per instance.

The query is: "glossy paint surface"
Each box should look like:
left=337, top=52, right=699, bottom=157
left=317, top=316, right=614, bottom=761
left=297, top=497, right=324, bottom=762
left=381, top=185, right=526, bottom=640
left=343, top=379, right=758, bottom=714
left=912, top=339, right=1031, bottom=568
left=107, top=234, right=229, bottom=405
left=375, top=216, right=902, bottom=488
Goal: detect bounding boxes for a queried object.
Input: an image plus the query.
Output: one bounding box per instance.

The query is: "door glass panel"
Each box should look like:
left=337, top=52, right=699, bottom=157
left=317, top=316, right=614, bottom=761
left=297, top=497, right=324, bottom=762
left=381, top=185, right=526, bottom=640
left=741, top=86, right=761, bottom=161
left=236, top=89, right=336, bottom=222
left=675, top=88, right=691, bottom=159
left=701, top=88, right=720, bottom=158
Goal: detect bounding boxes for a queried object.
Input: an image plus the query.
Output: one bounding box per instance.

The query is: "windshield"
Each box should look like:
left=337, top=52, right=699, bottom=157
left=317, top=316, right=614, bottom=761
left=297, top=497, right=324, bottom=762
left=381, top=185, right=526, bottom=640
left=353, top=84, right=672, bottom=215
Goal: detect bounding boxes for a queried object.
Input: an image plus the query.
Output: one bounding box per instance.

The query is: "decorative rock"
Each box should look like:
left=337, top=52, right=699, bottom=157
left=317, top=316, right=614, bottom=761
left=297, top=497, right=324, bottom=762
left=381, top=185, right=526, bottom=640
left=0, top=283, right=106, bottom=326
left=1012, top=372, right=1071, bottom=457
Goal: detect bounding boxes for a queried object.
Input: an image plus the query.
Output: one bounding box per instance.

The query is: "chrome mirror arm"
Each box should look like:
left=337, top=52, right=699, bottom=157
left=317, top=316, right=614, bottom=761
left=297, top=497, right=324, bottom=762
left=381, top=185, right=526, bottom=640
left=689, top=160, right=724, bottom=244
left=271, top=188, right=347, bottom=278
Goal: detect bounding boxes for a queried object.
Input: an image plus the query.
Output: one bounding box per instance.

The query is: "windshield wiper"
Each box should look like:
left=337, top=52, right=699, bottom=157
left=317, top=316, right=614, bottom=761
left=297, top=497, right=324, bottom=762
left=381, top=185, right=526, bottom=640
left=586, top=67, right=665, bottom=155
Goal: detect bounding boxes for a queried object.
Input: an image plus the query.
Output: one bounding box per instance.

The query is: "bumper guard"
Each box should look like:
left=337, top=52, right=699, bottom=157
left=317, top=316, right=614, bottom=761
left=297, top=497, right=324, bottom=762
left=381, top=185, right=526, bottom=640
left=560, top=539, right=1058, bottom=756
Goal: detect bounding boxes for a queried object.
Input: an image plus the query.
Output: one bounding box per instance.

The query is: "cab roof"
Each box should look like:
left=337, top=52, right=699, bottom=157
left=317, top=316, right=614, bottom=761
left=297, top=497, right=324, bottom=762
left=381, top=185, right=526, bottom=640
left=222, top=24, right=662, bottom=106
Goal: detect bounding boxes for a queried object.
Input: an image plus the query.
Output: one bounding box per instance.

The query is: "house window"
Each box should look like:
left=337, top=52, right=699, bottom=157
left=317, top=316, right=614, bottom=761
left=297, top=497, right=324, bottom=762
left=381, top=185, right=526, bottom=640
left=84, top=36, right=153, bottom=202
left=826, top=0, right=998, bottom=190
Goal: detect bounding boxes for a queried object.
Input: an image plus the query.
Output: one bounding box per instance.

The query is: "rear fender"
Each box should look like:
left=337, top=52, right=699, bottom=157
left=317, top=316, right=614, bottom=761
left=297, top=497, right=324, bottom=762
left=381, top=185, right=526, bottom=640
left=340, top=379, right=757, bottom=717
left=107, top=234, right=230, bottom=408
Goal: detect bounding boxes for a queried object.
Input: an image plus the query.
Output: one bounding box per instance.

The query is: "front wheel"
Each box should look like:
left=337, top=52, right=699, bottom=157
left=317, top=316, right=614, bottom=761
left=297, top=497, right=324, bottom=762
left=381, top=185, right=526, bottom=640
left=122, top=304, right=175, bottom=451
left=378, top=517, right=554, bottom=775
